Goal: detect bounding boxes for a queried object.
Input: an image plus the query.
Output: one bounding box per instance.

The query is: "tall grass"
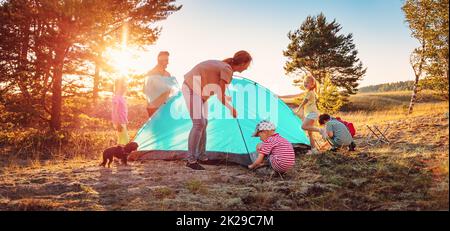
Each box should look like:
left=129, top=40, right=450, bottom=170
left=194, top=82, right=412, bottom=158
left=340, top=90, right=445, bottom=112
left=338, top=102, right=449, bottom=127
left=0, top=128, right=137, bottom=165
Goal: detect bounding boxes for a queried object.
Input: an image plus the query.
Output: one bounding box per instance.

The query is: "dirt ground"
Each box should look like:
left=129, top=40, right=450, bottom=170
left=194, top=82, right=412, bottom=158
left=0, top=113, right=448, bottom=211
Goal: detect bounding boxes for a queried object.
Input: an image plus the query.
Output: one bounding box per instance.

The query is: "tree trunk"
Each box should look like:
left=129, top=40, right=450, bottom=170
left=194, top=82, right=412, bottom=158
left=50, top=46, right=67, bottom=131
left=408, top=22, right=427, bottom=115
left=406, top=1, right=431, bottom=115
left=408, top=75, right=420, bottom=115
left=18, top=24, right=32, bottom=102
left=92, top=51, right=102, bottom=104
left=445, top=58, right=449, bottom=100
left=408, top=52, right=425, bottom=115
left=93, top=61, right=100, bottom=104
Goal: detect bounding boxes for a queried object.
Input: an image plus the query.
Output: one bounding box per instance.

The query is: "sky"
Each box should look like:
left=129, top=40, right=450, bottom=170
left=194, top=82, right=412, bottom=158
left=128, top=0, right=419, bottom=96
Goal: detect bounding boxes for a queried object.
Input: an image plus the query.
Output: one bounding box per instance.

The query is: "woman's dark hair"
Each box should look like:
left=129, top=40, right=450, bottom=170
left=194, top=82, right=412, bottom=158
left=319, top=114, right=331, bottom=125
left=223, top=50, right=252, bottom=66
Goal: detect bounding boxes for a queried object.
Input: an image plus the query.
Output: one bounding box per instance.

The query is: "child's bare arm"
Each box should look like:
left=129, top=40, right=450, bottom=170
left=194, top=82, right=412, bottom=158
left=327, top=130, right=334, bottom=138
left=248, top=154, right=265, bottom=169
left=295, top=94, right=309, bottom=111
left=299, top=98, right=308, bottom=109
left=295, top=98, right=308, bottom=115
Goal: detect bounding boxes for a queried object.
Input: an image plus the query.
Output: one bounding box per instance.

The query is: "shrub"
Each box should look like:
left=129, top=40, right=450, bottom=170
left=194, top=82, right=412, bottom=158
left=317, top=75, right=344, bottom=114
left=0, top=128, right=113, bottom=160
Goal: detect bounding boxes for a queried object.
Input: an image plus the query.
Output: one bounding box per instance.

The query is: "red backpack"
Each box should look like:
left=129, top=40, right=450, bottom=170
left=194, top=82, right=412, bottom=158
left=335, top=117, right=356, bottom=137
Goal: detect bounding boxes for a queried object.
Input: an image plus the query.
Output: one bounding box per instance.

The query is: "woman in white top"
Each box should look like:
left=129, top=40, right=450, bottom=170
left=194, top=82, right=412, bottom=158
left=143, top=51, right=179, bottom=118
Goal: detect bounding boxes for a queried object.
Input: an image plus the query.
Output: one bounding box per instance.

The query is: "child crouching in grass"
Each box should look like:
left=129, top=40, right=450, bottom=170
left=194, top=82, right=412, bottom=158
left=248, top=120, right=295, bottom=174
left=318, top=114, right=355, bottom=151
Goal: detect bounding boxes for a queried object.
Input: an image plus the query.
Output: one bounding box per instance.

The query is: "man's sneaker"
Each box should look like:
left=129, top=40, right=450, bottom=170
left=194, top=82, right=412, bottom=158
left=348, top=142, right=356, bottom=151
left=186, top=162, right=205, bottom=170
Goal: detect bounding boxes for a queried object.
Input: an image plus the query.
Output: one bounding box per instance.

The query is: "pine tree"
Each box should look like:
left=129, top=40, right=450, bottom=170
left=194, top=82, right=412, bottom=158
left=317, top=75, right=344, bottom=114
left=283, top=13, right=366, bottom=97
left=0, top=0, right=181, bottom=131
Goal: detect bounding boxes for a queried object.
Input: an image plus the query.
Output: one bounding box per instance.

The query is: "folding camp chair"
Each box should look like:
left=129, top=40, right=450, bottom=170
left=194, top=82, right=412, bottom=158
left=365, top=124, right=391, bottom=146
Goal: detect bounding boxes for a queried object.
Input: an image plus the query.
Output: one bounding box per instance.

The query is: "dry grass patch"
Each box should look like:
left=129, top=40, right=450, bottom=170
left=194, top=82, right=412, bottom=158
left=2, top=198, right=65, bottom=211
left=0, top=95, right=447, bottom=211
left=185, top=180, right=208, bottom=194
left=153, top=186, right=176, bottom=199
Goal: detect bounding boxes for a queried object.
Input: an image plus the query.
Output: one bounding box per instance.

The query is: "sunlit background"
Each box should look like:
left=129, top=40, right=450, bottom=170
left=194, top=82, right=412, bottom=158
left=105, top=0, right=418, bottom=96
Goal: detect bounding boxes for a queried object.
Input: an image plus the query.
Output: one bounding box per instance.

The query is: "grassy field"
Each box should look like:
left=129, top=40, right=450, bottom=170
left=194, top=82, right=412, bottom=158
left=280, top=90, right=444, bottom=111
left=0, top=91, right=448, bottom=211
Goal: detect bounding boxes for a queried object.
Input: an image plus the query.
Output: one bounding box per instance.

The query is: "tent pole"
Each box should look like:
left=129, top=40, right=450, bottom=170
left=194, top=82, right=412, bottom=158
left=235, top=117, right=250, bottom=155
left=226, top=86, right=250, bottom=156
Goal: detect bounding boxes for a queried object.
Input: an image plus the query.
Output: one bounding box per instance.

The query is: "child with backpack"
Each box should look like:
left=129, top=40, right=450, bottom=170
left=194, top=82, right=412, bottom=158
left=318, top=114, right=356, bottom=151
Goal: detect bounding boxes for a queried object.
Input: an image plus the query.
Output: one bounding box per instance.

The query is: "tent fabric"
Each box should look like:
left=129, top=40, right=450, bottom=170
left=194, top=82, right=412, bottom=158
left=132, top=76, right=310, bottom=166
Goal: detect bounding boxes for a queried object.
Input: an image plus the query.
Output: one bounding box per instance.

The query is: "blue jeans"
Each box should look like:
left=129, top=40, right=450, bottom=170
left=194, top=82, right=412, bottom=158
left=182, top=83, right=208, bottom=163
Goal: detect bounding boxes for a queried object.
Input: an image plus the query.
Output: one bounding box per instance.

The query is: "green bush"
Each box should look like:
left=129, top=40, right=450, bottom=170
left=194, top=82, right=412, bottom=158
left=317, top=76, right=344, bottom=114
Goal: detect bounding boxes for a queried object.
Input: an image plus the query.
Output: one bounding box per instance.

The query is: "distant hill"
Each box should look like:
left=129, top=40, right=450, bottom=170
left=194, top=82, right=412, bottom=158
left=279, top=89, right=444, bottom=112
left=279, top=80, right=416, bottom=101
left=359, top=81, right=415, bottom=93
left=279, top=80, right=417, bottom=109
left=278, top=93, right=302, bottom=99
left=340, top=90, right=444, bottom=112
left=279, top=93, right=303, bottom=109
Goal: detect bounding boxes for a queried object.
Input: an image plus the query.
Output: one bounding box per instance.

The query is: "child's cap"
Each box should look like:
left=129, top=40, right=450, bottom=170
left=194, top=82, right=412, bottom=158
left=252, top=120, right=276, bottom=137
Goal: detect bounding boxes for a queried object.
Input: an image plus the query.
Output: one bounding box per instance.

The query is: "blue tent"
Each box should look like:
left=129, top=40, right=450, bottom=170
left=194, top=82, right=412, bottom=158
left=133, top=76, right=310, bottom=165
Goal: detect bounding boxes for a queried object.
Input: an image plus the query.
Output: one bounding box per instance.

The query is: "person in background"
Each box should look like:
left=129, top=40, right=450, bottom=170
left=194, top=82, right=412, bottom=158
left=318, top=114, right=354, bottom=152
left=111, top=77, right=129, bottom=145
left=143, top=51, right=179, bottom=118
